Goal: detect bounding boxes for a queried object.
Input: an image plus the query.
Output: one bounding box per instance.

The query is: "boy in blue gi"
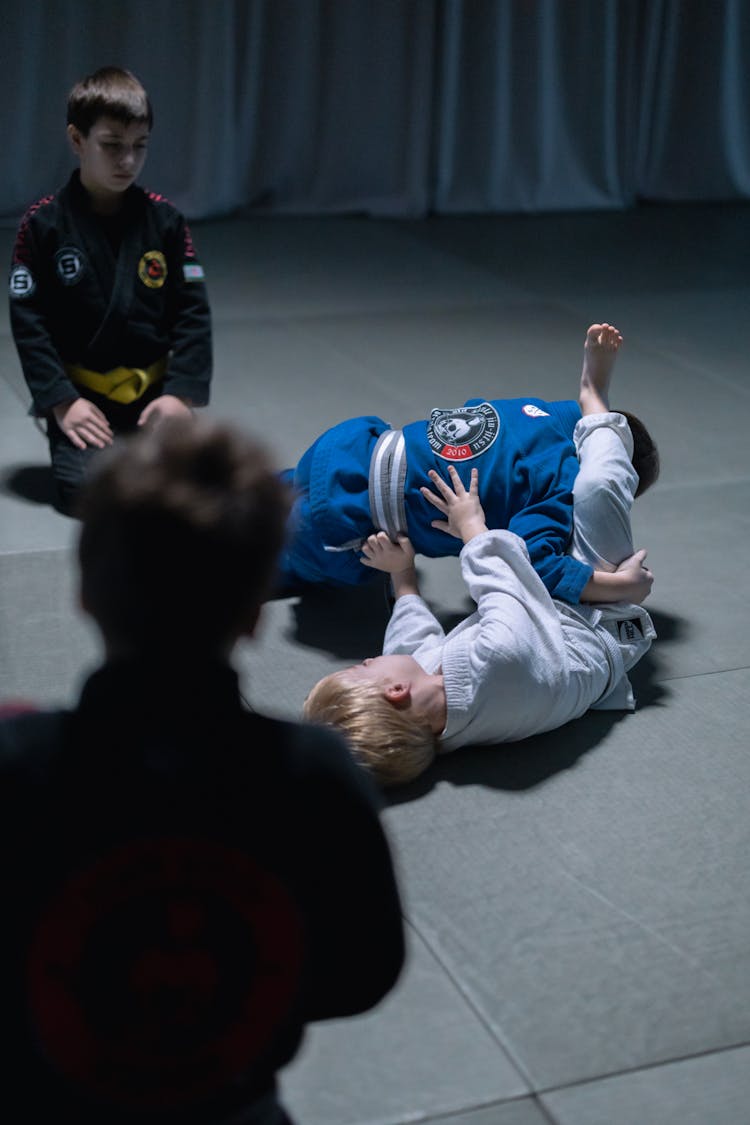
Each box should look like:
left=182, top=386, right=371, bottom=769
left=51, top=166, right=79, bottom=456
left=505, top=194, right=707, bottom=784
left=9, top=66, right=212, bottom=514
left=305, top=324, right=657, bottom=786
left=278, top=324, right=658, bottom=606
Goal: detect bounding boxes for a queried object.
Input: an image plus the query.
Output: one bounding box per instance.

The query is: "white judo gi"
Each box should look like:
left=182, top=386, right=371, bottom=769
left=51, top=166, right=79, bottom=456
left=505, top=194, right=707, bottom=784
left=382, top=412, right=656, bottom=752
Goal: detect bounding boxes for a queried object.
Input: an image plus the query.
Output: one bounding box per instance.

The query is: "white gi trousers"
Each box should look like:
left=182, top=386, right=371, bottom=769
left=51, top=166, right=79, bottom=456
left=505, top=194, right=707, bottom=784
left=567, top=411, right=656, bottom=710
left=570, top=411, right=638, bottom=569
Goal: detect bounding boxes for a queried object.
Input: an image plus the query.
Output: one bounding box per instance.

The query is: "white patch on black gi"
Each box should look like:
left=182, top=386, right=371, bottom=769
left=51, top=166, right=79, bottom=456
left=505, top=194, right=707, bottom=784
left=9, top=264, right=35, bottom=299
left=183, top=262, right=205, bottom=282
left=55, top=246, right=86, bottom=286
left=427, top=402, right=500, bottom=461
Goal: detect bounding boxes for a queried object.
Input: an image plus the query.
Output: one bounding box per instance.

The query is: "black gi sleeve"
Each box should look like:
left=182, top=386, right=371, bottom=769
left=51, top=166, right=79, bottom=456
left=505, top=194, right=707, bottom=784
left=289, top=724, right=406, bottom=1019
left=162, top=213, right=213, bottom=405
left=9, top=212, right=80, bottom=414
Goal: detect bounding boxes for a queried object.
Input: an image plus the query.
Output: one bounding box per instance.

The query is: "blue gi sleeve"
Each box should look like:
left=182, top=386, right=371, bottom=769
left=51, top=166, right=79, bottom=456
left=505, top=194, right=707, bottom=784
left=507, top=448, right=593, bottom=604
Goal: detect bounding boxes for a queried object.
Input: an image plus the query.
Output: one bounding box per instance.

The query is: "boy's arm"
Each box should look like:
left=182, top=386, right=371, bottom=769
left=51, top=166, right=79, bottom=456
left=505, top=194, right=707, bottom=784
left=11, top=217, right=115, bottom=448
left=500, top=498, right=649, bottom=606
left=425, top=465, right=566, bottom=662
left=9, top=219, right=81, bottom=415
left=293, top=724, right=405, bottom=1018
left=581, top=549, right=653, bottom=604
left=360, top=532, right=420, bottom=597
left=159, top=212, right=212, bottom=406
left=138, top=214, right=211, bottom=426
left=359, top=532, right=447, bottom=656
left=505, top=452, right=593, bottom=605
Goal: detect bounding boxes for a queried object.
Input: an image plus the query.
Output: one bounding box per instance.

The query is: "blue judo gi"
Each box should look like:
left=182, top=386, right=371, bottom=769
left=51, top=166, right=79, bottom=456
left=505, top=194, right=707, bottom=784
left=278, top=397, right=592, bottom=604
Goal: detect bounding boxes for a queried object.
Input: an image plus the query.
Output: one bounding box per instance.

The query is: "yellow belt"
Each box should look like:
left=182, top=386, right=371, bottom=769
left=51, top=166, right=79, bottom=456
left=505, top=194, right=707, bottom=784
left=66, top=357, right=167, bottom=404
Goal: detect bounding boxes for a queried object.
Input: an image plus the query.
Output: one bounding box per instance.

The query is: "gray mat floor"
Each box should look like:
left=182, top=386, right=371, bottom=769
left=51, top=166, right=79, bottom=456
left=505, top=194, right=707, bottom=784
left=1, top=204, right=749, bottom=1124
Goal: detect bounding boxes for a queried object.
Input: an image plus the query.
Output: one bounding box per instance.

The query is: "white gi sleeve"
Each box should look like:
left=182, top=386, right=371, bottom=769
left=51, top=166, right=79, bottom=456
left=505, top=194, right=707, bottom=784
left=383, top=595, right=446, bottom=661
left=459, top=530, right=565, bottom=668
left=438, top=530, right=572, bottom=749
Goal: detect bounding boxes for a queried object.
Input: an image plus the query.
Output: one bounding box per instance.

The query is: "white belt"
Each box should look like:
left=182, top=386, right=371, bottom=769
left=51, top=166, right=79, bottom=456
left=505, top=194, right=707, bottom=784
left=369, top=428, right=407, bottom=539
left=323, top=428, right=407, bottom=553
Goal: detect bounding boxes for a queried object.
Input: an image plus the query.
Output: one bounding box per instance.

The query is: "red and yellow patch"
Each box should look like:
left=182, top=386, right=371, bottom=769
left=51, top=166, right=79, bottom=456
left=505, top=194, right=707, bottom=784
left=138, top=250, right=167, bottom=289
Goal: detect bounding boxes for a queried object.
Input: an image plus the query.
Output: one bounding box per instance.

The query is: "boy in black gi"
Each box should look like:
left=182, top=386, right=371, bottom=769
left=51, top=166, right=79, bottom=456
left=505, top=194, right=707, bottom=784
left=0, top=417, right=404, bottom=1124
left=8, top=66, right=212, bottom=514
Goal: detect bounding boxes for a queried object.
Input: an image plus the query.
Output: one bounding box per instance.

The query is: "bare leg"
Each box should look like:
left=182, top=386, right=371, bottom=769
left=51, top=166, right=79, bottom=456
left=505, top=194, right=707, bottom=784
left=570, top=322, right=636, bottom=570
left=579, top=323, right=622, bottom=416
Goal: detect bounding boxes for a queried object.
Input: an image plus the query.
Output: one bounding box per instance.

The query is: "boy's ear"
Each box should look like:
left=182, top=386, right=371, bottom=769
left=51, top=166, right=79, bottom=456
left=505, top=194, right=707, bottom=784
left=67, top=124, right=83, bottom=154
left=384, top=681, right=411, bottom=707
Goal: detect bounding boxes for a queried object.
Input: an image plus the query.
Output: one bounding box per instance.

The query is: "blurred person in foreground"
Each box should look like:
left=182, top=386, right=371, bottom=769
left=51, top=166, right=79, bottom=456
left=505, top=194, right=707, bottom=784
left=0, top=417, right=404, bottom=1125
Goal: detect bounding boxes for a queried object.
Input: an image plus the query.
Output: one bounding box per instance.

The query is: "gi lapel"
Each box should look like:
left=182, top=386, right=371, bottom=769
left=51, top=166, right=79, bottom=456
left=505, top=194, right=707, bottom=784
left=85, top=191, right=145, bottom=365
left=66, top=178, right=145, bottom=367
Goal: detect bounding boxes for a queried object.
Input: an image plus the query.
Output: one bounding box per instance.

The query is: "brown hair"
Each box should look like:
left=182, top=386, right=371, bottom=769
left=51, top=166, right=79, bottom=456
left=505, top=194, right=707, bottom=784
left=67, top=67, right=153, bottom=135
left=77, top=418, right=291, bottom=653
left=304, top=672, right=437, bottom=787
left=619, top=410, right=660, bottom=497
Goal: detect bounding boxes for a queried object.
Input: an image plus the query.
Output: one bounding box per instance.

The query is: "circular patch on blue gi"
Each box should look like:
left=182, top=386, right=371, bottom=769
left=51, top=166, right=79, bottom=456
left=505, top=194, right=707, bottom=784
left=9, top=264, right=35, bottom=299
left=427, top=402, right=500, bottom=461
left=55, top=246, right=86, bottom=286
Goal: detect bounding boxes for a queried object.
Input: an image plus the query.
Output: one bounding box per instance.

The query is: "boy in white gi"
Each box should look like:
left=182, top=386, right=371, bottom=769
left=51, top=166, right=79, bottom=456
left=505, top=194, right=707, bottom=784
left=305, top=324, right=657, bottom=785
left=9, top=67, right=212, bottom=513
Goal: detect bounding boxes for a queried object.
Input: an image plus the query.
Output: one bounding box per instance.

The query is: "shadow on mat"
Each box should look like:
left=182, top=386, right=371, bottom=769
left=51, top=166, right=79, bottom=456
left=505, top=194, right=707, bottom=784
left=386, top=613, right=679, bottom=804
left=282, top=573, right=475, bottom=659
left=1, top=463, right=57, bottom=508
left=625, top=607, right=685, bottom=707
left=386, top=710, right=628, bottom=804
left=285, top=582, right=390, bottom=658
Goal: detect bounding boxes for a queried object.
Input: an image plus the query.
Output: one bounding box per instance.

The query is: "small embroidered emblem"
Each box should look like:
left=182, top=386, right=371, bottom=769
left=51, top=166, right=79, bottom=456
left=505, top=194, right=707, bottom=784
left=522, top=403, right=550, bottom=418
left=9, top=264, right=35, bottom=298
left=183, top=262, right=205, bottom=282
left=427, top=403, right=500, bottom=461
left=138, top=250, right=167, bottom=288
left=55, top=246, right=86, bottom=285
left=617, top=619, right=642, bottom=643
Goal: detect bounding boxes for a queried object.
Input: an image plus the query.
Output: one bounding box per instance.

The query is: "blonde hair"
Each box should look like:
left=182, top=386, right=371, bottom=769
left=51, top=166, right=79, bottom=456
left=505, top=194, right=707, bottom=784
left=304, top=672, right=437, bottom=787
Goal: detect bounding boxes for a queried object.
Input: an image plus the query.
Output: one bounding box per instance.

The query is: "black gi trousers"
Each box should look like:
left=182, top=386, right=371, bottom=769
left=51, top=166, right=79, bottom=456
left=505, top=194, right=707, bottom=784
left=47, top=382, right=163, bottom=515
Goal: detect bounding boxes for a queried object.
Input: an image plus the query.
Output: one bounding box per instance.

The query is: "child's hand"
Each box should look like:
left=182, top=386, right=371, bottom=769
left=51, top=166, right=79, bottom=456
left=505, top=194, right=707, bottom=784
left=53, top=397, right=113, bottom=450
left=360, top=532, right=416, bottom=575
left=614, top=549, right=653, bottom=604
left=421, top=465, right=487, bottom=544
left=138, top=394, right=193, bottom=427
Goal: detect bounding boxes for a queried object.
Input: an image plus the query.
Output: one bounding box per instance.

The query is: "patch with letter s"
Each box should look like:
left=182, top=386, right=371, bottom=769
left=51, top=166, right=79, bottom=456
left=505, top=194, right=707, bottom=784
left=427, top=402, right=499, bottom=461
left=55, top=246, right=86, bottom=286
left=9, top=264, right=36, bottom=299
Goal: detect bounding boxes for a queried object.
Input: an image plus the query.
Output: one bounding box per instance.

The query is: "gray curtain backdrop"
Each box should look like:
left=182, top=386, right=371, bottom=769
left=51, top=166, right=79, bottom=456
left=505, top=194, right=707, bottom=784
left=2, top=0, right=749, bottom=222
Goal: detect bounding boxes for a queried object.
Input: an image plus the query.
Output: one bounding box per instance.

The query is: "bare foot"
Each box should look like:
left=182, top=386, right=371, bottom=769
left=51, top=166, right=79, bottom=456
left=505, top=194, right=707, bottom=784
left=579, top=322, right=623, bottom=415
